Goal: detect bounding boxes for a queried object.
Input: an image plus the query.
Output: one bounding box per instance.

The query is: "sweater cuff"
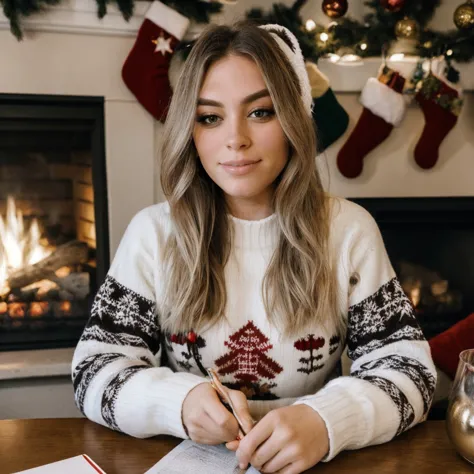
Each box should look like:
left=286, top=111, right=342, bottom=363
left=293, top=381, right=368, bottom=461
left=154, top=372, right=207, bottom=438
left=145, top=1, right=190, bottom=40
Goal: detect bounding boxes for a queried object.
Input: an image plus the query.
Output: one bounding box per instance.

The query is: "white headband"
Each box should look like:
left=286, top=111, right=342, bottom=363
left=259, top=24, right=313, bottom=117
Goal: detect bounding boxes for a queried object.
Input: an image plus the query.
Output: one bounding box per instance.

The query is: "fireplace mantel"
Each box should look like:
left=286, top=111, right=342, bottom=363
left=1, top=0, right=472, bottom=91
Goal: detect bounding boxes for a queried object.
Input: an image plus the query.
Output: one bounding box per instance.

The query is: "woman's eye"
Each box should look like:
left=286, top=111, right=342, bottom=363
left=197, top=114, right=220, bottom=125
left=250, top=108, right=275, bottom=119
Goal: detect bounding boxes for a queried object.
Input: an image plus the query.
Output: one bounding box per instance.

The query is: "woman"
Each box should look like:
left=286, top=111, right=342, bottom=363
left=72, top=21, right=436, bottom=474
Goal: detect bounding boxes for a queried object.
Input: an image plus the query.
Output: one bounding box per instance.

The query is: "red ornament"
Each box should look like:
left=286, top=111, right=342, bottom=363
left=187, top=331, right=197, bottom=343
left=322, top=0, right=348, bottom=19
left=170, top=334, right=178, bottom=343
left=380, top=0, right=406, bottom=12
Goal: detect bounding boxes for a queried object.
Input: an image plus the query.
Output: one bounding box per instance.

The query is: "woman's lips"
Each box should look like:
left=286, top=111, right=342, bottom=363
left=220, top=160, right=261, bottom=176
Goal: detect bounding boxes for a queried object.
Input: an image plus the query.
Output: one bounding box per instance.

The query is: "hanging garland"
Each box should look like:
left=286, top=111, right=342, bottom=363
left=3, top=0, right=474, bottom=66
left=247, top=0, right=474, bottom=64
left=1, top=0, right=222, bottom=40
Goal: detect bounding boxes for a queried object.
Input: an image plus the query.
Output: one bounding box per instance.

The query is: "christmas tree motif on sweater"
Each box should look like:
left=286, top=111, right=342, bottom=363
left=329, top=335, right=341, bottom=355
left=294, top=335, right=325, bottom=374
left=214, top=321, right=283, bottom=400
left=167, top=331, right=208, bottom=377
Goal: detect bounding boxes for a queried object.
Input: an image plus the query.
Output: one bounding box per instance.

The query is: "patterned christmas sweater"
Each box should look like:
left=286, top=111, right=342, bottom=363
left=72, top=197, right=436, bottom=461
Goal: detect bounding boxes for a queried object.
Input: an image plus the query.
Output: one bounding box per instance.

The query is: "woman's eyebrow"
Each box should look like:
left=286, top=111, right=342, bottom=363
left=197, top=89, right=270, bottom=107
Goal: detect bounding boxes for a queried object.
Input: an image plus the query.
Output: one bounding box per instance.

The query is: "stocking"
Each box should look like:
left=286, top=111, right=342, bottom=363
left=414, top=74, right=463, bottom=170
left=337, top=67, right=406, bottom=179
left=305, top=62, right=349, bottom=153
left=122, top=1, right=190, bottom=122
left=429, top=313, right=474, bottom=379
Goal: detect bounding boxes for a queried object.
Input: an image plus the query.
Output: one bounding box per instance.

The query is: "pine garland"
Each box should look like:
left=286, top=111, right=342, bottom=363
left=246, top=0, right=474, bottom=64
left=2, top=0, right=474, bottom=67
left=2, top=0, right=62, bottom=39
left=1, top=0, right=222, bottom=40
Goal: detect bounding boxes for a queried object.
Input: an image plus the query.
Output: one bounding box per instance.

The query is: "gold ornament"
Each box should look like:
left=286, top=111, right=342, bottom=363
left=395, top=17, right=419, bottom=39
left=322, top=0, right=348, bottom=19
left=453, top=1, right=474, bottom=30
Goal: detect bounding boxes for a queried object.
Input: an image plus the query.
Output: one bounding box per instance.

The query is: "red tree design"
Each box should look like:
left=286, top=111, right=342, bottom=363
left=294, top=334, right=325, bottom=374
left=215, top=321, right=283, bottom=384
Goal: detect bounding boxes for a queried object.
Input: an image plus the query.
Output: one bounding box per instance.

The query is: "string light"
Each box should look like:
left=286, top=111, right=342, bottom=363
left=446, top=49, right=453, bottom=56
left=338, top=53, right=363, bottom=65
left=326, top=53, right=341, bottom=62
left=389, top=53, right=405, bottom=61
left=320, top=32, right=329, bottom=42
left=360, top=43, right=368, bottom=50
left=305, top=19, right=316, bottom=31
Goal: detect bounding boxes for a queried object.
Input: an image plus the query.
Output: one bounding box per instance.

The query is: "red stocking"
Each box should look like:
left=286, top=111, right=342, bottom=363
left=414, top=75, right=463, bottom=170
left=337, top=68, right=406, bottom=179
left=122, top=1, right=190, bottom=122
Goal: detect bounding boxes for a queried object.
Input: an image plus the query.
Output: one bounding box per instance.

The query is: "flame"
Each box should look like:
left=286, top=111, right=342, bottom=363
left=0, top=196, right=52, bottom=295
left=30, top=301, right=49, bottom=318
left=60, top=300, right=72, bottom=315
left=410, top=287, right=421, bottom=308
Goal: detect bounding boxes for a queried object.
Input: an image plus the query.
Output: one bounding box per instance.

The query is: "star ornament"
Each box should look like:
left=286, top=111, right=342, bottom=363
left=152, top=34, right=173, bottom=56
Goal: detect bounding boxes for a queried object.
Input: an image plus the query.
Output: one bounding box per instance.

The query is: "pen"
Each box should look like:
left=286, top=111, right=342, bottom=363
left=206, top=367, right=248, bottom=440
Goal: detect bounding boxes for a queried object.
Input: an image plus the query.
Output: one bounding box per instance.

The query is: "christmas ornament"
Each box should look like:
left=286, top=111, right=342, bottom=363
left=337, top=66, right=407, bottom=178
left=453, top=1, right=474, bottom=30
left=322, top=0, right=348, bottom=19
left=380, top=0, right=406, bottom=13
left=395, top=17, right=419, bottom=39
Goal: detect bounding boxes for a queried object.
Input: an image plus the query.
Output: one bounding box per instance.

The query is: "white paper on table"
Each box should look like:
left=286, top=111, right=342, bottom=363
left=13, top=454, right=106, bottom=474
left=144, top=440, right=260, bottom=474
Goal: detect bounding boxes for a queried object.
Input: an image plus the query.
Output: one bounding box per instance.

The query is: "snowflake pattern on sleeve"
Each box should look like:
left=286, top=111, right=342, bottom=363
left=72, top=353, right=127, bottom=414
left=358, top=374, right=415, bottom=435
left=102, top=365, right=150, bottom=431
left=347, top=277, right=425, bottom=361
left=352, top=354, right=436, bottom=416
left=80, top=275, right=161, bottom=354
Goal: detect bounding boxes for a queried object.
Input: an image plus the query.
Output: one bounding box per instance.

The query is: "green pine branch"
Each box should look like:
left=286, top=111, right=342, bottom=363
left=1, top=0, right=222, bottom=40
left=3, top=0, right=474, bottom=68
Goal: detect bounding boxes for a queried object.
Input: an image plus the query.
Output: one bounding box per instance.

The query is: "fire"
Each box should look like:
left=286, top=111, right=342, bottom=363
left=0, top=196, right=52, bottom=295
left=410, top=287, right=421, bottom=308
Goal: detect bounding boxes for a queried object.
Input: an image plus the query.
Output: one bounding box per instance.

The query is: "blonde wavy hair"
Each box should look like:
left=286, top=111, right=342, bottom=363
left=161, top=21, right=343, bottom=338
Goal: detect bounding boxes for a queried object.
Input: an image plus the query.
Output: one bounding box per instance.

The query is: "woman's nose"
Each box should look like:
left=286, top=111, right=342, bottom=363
left=226, top=119, right=251, bottom=151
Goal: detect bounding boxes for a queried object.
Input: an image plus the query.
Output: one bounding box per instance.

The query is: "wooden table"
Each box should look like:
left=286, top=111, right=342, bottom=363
left=0, top=419, right=472, bottom=473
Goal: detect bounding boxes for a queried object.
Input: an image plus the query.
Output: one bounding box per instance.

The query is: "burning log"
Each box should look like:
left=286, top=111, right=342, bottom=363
left=7, top=240, right=89, bottom=291
left=54, top=272, right=90, bottom=299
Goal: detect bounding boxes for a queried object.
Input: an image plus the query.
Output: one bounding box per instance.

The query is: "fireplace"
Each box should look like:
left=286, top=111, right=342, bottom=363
left=0, top=94, right=109, bottom=351
left=350, top=197, right=474, bottom=341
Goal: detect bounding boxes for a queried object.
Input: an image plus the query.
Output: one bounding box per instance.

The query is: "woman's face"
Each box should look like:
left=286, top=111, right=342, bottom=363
left=193, top=54, right=289, bottom=219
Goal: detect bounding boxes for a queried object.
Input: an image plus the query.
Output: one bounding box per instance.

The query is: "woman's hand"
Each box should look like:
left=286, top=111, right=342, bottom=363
left=181, top=382, right=254, bottom=445
left=229, top=404, right=329, bottom=474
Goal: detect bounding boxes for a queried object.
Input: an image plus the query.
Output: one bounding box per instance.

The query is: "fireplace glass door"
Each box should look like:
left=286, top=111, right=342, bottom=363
left=0, top=94, right=109, bottom=351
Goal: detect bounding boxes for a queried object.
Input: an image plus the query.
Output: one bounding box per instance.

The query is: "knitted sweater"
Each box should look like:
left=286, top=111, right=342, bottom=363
left=72, top=197, right=436, bottom=461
